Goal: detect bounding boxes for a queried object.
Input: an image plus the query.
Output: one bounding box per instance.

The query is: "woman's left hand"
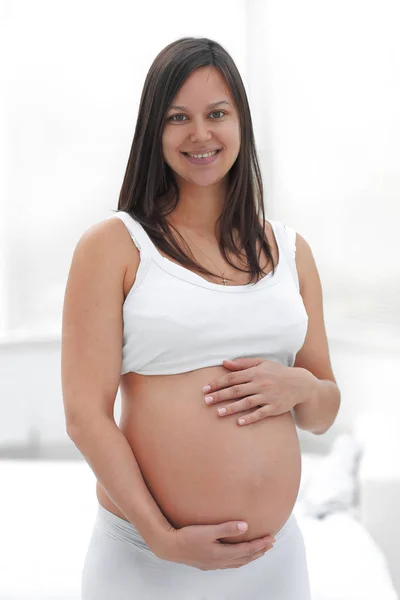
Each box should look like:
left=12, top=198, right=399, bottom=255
left=202, top=357, right=316, bottom=426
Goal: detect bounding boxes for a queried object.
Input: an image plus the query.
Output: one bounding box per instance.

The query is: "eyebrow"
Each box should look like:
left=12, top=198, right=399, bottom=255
left=167, top=100, right=232, bottom=111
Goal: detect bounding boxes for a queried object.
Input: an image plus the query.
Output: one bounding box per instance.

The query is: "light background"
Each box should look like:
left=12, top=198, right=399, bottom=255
left=0, top=0, right=399, bottom=595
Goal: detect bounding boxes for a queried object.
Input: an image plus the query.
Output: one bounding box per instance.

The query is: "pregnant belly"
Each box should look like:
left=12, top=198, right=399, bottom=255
left=102, top=367, right=302, bottom=543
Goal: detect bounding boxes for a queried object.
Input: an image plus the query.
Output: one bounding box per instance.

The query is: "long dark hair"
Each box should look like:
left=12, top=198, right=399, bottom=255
left=116, top=37, right=276, bottom=284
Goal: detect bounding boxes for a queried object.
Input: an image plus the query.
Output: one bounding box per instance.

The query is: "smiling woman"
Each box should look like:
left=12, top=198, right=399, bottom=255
left=62, top=37, right=317, bottom=600
left=162, top=69, right=241, bottom=189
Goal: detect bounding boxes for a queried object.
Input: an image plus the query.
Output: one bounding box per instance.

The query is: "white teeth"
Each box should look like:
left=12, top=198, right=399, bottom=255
left=187, top=150, right=219, bottom=159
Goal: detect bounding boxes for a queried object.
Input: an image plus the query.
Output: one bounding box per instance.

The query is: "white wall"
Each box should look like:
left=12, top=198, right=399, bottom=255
left=1, top=0, right=247, bottom=339
left=2, top=0, right=400, bottom=442
left=1, top=335, right=399, bottom=461
left=1, top=3, right=400, bottom=591
left=0, top=0, right=249, bottom=447
left=246, top=0, right=400, bottom=420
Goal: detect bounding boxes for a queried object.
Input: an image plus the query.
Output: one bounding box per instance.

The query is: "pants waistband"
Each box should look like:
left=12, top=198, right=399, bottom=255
left=96, top=503, right=296, bottom=552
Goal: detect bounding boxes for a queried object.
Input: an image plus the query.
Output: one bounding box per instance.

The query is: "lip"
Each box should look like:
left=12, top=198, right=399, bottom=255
left=183, top=148, right=222, bottom=154
left=181, top=148, right=223, bottom=166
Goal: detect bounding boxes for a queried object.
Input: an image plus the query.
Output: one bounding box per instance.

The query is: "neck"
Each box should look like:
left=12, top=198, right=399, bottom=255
left=168, top=177, right=228, bottom=234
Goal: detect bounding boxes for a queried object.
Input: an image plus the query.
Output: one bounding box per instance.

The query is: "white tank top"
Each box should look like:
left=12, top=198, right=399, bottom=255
left=107, top=211, right=309, bottom=375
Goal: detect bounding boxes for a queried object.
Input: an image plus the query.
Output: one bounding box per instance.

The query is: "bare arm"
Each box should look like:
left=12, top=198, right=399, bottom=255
left=61, top=218, right=171, bottom=550
left=62, top=217, right=277, bottom=569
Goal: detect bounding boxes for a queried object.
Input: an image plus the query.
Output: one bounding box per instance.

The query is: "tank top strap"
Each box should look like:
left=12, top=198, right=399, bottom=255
left=106, top=211, right=158, bottom=257
left=269, top=220, right=299, bottom=291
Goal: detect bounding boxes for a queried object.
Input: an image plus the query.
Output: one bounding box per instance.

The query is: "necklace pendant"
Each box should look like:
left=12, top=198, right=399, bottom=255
left=222, top=277, right=228, bottom=285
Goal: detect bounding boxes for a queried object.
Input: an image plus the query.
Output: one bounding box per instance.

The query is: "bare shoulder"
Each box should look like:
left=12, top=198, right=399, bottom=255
left=76, top=216, right=141, bottom=294
left=262, top=219, right=319, bottom=300
left=292, top=231, right=336, bottom=383
left=61, top=216, right=139, bottom=428
left=76, top=215, right=137, bottom=264
left=293, top=232, right=312, bottom=294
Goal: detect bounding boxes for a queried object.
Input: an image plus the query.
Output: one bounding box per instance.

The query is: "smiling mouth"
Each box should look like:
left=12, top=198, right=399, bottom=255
left=182, top=149, right=222, bottom=157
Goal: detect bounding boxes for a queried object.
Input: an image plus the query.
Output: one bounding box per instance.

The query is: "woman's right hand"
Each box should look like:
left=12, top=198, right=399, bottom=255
left=153, top=521, right=276, bottom=570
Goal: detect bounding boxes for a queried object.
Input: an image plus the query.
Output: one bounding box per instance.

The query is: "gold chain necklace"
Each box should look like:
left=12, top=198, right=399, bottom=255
left=179, top=231, right=230, bottom=285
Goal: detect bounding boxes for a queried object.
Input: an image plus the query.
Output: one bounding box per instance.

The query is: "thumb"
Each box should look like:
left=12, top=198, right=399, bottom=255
left=210, top=521, right=249, bottom=540
left=223, top=357, right=264, bottom=369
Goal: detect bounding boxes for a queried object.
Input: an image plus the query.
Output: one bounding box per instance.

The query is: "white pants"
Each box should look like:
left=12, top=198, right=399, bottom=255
left=82, top=504, right=311, bottom=600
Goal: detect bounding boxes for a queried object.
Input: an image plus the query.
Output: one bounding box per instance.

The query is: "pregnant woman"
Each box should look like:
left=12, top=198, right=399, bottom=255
left=61, top=37, right=340, bottom=600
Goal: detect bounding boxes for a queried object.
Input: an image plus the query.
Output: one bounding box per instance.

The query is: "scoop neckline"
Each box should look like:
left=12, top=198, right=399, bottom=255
left=140, top=219, right=284, bottom=293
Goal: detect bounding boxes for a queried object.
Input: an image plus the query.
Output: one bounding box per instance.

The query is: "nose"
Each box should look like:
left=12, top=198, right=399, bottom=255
left=189, top=118, right=212, bottom=143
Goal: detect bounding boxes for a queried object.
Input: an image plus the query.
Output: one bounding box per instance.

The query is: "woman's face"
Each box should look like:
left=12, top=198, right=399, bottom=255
left=162, top=66, right=241, bottom=188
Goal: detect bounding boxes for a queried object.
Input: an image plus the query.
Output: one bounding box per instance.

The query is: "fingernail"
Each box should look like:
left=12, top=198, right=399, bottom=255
left=217, top=407, right=226, bottom=415
left=237, top=522, right=248, bottom=532
left=202, top=385, right=211, bottom=392
left=204, top=396, right=213, bottom=404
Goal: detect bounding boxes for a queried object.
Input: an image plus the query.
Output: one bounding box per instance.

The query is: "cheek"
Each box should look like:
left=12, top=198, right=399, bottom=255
left=162, top=130, right=184, bottom=160
left=220, top=122, right=240, bottom=149
left=162, top=131, right=171, bottom=153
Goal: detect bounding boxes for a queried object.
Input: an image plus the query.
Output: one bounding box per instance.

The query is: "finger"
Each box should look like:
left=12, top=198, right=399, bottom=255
left=212, top=521, right=251, bottom=539
left=223, top=357, right=265, bottom=370
left=234, top=538, right=275, bottom=560
left=222, top=553, right=265, bottom=569
left=217, top=534, right=276, bottom=560
left=221, top=359, right=247, bottom=371
left=221, top=544, right=275, bottom=570
left=234, top=548, right=270, bottom=568
left=203, top=370, right=251, bottom=398
left=237, top=405, right=279, bottom=426
left=217, top=394, right=261, bottom=417
left=217, top=544, right=275, bottom=566
left=205, top=382, right=255, bottom=406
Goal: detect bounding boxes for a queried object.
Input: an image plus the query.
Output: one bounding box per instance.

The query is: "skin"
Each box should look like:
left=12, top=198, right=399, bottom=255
left=96, top=66, right=304, bottom=543
left=161, top=65, right=240, bottom=233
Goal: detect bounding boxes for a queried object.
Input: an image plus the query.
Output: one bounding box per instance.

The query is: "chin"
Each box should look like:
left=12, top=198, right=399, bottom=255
left=184, top=169, right=230, bottom=187
left=190, top=177, right=223, bottom=187
left=193, top=179, right=225, bottom=189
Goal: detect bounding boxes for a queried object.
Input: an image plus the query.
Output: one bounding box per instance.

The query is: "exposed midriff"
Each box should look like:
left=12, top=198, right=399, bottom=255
left=96, top=220, right=302, bottom=543
left=96, top=366, right=302, bottom=543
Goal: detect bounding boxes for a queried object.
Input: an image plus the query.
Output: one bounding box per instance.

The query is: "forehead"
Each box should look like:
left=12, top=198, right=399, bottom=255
left=170, top=66, right=234, bottom=108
